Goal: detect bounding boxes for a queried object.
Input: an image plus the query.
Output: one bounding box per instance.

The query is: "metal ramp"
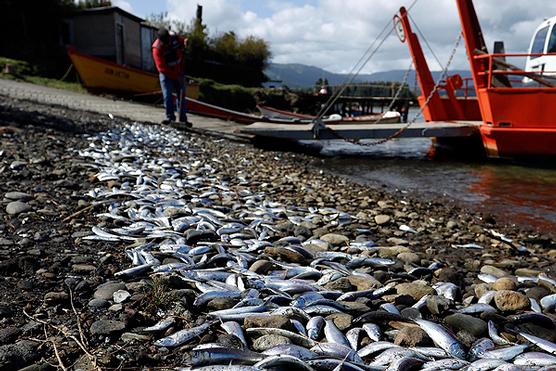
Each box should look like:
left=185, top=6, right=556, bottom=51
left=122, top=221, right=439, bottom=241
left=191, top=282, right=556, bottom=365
left=240, top=121, right=482, bottom=140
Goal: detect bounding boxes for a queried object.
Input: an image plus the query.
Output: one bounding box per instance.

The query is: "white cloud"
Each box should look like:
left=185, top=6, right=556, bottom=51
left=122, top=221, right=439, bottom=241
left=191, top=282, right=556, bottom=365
left=165, top=0, right=556, bottom=73
left=112, top=0, right=133, bottom=13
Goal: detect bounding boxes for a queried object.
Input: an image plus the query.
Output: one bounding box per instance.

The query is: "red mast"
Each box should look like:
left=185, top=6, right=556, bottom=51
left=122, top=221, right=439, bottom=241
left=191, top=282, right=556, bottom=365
left=397, top=6, right=481, bottom=121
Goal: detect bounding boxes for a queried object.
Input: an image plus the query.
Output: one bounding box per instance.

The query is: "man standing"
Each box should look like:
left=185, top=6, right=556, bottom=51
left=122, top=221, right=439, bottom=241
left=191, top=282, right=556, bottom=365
left=152, top=28, right=191, bottom=127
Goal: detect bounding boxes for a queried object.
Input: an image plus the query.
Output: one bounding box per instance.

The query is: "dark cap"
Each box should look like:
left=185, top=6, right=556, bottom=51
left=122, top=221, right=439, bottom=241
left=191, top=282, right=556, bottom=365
left=158, top=28, right=170, bottom=43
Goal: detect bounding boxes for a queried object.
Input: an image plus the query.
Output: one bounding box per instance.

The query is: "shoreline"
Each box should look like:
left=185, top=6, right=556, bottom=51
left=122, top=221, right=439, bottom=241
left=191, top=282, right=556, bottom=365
left=1, top=96, right=555, bottom=369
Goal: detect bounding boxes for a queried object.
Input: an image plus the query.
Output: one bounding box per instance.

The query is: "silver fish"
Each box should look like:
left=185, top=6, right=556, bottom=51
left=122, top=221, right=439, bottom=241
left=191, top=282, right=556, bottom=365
left=362, top=323, right=381, bottom=342
left=468, top=338, right=496, bottom=361
left=310, top=343, right=363, bottom=364
left=253, top=355, right=314, bottom=371
left=324, top=319, right=351, bottom=348
left=142, top=317, right=176, bottom=332
left=421, top=358, right=469, bottom=370
left=307, top=316, right=325, bottom=340
left=154, top=322, right=212, bottom=347
left=540, top=293, right=556, bottom=311
left=520, top=332, right=556, bottom=355
left=346, top=327, right=363, bottom=351
left=358, top=341, right=399, bottom=358
left=191, top=347, right=264, bottom=366
left=220, top=321, right=247, bottom=347
left=488, top=321, right=512, bottom=346
left=414, top=319, right=466, bottom=359
left=478, top=344, right=528, bottom=361
left=513, top=351, right=556, bottom=367
left=246, top=327, right=316, bottom=348
left=262, top=344, right=317, bottom=360
left=466, top=358, right=507, bottom=371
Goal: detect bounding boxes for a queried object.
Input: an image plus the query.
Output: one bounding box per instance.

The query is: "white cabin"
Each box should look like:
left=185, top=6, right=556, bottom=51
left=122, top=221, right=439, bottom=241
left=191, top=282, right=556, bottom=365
left=524, top=16, right=556, bottom=79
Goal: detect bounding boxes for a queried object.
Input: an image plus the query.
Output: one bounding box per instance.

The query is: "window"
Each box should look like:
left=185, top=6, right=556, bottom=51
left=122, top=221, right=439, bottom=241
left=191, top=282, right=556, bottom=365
left=530, top=26, right=549, bottom=58
left=548, top=25, right=556, bottom=53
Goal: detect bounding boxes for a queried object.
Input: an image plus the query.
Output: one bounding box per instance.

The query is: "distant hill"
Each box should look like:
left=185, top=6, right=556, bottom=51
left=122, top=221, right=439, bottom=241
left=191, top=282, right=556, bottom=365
left=265, top=63, right=472, bottom=89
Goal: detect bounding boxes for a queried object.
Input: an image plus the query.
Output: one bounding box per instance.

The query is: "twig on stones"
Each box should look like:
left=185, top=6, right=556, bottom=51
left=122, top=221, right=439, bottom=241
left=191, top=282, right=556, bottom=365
left=23, top=309, right=99, bottom=370
left=67, top=284, right=87, bottom=348
left=44, top=324, right=68, bottom=371
left=62, top=199, right=113, bottom=222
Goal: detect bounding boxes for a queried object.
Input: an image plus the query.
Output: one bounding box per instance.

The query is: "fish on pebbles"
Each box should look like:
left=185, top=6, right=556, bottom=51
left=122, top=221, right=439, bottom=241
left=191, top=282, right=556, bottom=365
left=76, top=123, right=556, bottom=370
left=154, top=322, right=214, bottom=347
left=513, top=351, right=556, bottom=367
left=246, top=327, right=316, bottom=348
left=413, top=319, right=466, bottom=359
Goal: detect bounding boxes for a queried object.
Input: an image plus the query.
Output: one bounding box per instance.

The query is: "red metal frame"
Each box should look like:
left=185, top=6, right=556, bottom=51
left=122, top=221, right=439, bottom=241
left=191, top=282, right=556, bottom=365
left=455, top=0, right=556, bottom=158
left=397, top=7, right=481, bottom=122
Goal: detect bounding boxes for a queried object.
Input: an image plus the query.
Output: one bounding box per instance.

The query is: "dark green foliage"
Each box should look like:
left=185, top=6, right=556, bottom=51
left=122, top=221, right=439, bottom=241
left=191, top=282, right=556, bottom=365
left=0, top=0, right=110, bottom=77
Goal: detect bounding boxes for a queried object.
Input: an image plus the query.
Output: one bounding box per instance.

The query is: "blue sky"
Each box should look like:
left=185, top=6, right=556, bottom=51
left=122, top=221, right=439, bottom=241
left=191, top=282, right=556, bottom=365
left=112, top=0, right=556, bottom=73
left=114, top=0, right=310, bottom=19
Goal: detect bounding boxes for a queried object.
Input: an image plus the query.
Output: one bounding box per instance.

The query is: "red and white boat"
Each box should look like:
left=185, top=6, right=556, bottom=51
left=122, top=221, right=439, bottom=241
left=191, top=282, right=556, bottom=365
left=399, top=1, right=556, bottom=158
left=456, top=0, right=556, bottom=158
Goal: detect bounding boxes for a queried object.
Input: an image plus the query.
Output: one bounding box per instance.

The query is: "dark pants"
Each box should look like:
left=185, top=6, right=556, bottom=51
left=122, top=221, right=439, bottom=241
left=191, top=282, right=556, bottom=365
left=159, top=73, right=187, bottom=122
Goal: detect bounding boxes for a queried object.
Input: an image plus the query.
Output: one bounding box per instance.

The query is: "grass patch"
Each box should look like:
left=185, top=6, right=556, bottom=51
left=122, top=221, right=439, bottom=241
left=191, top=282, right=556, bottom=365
left=141, top=277, right=177, bottom=316
left=1, top=56, right=85, bottom=93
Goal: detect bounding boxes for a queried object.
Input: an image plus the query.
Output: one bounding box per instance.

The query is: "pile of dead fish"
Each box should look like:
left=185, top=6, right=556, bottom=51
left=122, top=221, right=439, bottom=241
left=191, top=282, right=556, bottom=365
left=80, top=123, right=556, bottom=370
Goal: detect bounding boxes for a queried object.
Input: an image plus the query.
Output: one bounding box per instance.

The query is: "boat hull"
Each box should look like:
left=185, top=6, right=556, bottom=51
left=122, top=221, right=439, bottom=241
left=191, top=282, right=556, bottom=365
left=477, top=88, right=556, bottom=158
left=480, top=126, right=556, bottom=158
left=67, top=47, right=199, bottom=98
left=258, top=105, right=401, bottom=125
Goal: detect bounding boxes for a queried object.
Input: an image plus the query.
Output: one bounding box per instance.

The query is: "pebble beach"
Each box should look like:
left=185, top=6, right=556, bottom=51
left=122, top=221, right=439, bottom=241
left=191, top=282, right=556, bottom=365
left=1, top=96, right=556, bottom=370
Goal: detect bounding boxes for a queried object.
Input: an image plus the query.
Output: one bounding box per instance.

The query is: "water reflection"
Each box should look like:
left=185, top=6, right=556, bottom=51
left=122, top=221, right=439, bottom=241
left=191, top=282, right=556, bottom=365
left=319, top=139, right=556, bottom=233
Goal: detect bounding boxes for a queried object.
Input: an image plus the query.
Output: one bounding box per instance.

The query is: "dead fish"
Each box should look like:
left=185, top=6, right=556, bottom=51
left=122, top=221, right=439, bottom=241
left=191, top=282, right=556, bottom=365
left=513, top=352, right=556, bottom=367
left=262, top=344, right=318, bottom=360
left=452, top=243, right=484, bottom=249
left=310, top=343, right=363, bottom=364
left=362, top=323, right=381, bottom=342
left=488, top=321, right=512, bottom=346
left=191, top=347, right=264, bottom=366
left=399, top=224, right=417, bottom=233
left=307, top=316, right=325, bottom=340
left=519, top=332, right=556, bottom=355
left=466, top=358, right=507, bottom=371
left=414, top=319, right=466, bottom=359
left=253, top=355, right=314, bottom=371
left=540, top=293, right=556, bottom=311
left=142, top=317, right=176, bottom=333
left=421, top=358, right=469, bottom=370
left=346, top=327, right=364, bottom=351
left=324, top=319, right=351, bottom=348
left=154, top=321, right=213, bottom=347
left=221, top=321, right=248, bottom=347
left=468, top=338, right=496, bottom=361
left=246, top=327, right=316, bottom=348
left=478, top=344, right=528, bottom=361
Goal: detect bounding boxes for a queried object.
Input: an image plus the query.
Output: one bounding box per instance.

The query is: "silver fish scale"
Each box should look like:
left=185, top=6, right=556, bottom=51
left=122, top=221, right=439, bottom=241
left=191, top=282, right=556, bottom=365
left=75, top=122, right=556, bottom=369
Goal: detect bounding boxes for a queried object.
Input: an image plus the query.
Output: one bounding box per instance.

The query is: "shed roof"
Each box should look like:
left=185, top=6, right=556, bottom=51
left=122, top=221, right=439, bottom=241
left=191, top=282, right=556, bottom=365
left=69, top=6, right=145, bottom=24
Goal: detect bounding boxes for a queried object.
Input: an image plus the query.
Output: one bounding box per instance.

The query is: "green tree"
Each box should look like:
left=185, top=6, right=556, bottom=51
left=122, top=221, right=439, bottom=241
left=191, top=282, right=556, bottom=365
left=146, top=12, right=187, bottom=35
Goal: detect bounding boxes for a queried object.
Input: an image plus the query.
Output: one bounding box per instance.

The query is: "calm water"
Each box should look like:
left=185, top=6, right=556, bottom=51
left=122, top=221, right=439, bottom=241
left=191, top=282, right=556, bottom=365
left=305, top=110, right=556, bottom=234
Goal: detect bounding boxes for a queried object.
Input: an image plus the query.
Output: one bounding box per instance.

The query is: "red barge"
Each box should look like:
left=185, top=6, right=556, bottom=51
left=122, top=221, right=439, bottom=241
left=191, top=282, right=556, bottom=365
left=400, top=0, right=556, bottom=158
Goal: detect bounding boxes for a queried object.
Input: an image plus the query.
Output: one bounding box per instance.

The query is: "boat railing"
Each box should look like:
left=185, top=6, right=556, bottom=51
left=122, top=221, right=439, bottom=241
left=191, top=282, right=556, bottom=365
left=474, top=52, right=556, bottom=89
left=436, top=76, right=476, bottom=99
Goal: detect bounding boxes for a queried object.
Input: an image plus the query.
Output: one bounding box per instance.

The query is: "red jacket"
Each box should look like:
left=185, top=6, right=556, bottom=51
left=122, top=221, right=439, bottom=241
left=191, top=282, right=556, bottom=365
left=152, top=35, right=185, bottom=80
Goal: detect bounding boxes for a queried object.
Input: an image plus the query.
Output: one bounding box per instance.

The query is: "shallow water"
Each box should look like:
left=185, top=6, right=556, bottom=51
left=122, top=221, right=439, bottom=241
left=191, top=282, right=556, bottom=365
left=307, top=112, right=556, bottom=233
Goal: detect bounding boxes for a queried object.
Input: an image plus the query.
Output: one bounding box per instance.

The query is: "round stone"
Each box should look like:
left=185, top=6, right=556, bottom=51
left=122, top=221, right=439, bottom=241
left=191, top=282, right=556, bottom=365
left=494, top=290, right=529, bottom=312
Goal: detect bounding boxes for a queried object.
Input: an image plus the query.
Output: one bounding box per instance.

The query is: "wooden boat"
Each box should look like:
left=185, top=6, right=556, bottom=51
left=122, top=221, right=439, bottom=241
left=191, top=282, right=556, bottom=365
left=258, top=105, right=402, bottom=124
left=67, top=47, right=199, bottom=98
left=68, top=47, right=399, bottom=126
left=454, top=0, right=556, bottom=158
